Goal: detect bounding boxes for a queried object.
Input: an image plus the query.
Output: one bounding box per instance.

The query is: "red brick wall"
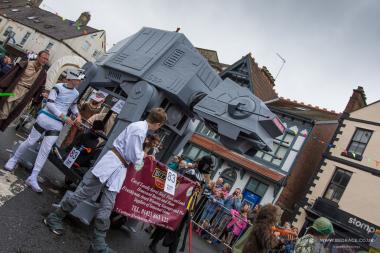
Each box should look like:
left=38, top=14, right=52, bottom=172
left=276, top=122, right=338, bottom=223
left=344, top=86, right=366, bottom=113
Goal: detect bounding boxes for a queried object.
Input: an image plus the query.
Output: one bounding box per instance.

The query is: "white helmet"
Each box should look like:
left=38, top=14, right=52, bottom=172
left=66, top=68, right=85, bottom=80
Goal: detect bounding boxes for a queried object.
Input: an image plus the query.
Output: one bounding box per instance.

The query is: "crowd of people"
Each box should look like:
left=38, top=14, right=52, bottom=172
left=164, top=153, right=338, bottom=253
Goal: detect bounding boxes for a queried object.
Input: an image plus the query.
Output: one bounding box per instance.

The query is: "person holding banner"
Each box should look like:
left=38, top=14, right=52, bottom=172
left=44, top=108, right=167, bottom=253
left=149, top=155, right=215, bottom=253
left=4, top=68, right=84, bottom=192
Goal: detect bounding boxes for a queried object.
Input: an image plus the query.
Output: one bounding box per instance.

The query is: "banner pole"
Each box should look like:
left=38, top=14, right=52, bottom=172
left=188, top=218, right=192, bottom=253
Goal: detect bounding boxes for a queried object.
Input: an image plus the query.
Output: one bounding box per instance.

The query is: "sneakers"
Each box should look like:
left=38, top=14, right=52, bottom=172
left=26, top=177, right=43, bottom=193
left=4, top=157, right=17, bottom=171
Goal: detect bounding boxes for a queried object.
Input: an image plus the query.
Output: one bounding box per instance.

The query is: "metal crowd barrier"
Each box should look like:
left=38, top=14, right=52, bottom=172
left=191, top=195, right=298, bottom=252
left=191, top=194, right=251, bottom=250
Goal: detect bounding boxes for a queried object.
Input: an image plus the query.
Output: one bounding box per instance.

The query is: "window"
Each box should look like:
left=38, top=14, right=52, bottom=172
left=220, top=168, right=237, bottom=188
left=20, top=32, right=31, bottom=46
left=187, top=146, right=200, bottom=160
left=198, top=150, right=209, bottom=159
left=245, top=178, right=268, bottom=197
left=183, top=144, right=212, bottom=161
left=92, top=50, right=102, bottom=59
left=255, top=131, right=295, bottom=167
left=344, top=128, right=372, bottom=160
left=82, top=40, right=91, bottom=51
left=45, top=42, right=54, bottom=51
left=3, top=26, right=13, bottom=37
left=324, top=168, right=352, bottom=203
left=197, top=123, right=219, bottom=140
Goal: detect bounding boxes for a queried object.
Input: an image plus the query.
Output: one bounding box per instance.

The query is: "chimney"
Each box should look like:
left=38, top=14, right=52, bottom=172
left=344, top=86, right=367, bottom=113
left=76, top=12, right=91, bottom=27
left=29, top=0, right=43, bottom=7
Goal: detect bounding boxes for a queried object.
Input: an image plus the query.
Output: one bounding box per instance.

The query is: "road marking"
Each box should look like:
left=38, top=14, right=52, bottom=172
left=0, top=170, right=27, bottom=207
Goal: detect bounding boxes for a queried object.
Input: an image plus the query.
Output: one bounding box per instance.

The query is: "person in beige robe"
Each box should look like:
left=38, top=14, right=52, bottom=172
left=0, top=51, right=49, bottom=131
left=61, top=92, right=105, bottom=148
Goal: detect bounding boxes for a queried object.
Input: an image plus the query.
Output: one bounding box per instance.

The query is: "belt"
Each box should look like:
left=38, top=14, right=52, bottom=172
left=39, top=109, right=63, bottom=123
left=34, top=122, right=60, bottom=136
left=112, top=147, right=130, bottom=168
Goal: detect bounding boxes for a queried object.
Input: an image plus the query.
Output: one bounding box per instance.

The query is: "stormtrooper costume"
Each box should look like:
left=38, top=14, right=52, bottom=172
left=4, top=68, right=84, bottom=192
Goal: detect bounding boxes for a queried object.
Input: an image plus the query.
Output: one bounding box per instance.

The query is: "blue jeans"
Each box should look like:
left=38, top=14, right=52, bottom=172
left=200, top=202, right=218, bottom=222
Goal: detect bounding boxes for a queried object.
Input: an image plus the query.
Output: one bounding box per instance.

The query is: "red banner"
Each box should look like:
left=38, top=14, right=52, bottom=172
left=114, top=158, right=196, bottom=231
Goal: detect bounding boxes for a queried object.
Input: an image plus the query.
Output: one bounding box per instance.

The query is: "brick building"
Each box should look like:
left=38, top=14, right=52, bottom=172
left=272, top=99, right=339, bottom=222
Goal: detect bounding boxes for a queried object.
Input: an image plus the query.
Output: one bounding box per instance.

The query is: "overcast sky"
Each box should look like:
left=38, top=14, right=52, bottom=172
left=42, top=0, right=380, bottom=112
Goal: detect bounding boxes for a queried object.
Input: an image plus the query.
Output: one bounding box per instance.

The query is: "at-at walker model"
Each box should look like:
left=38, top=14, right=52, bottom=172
left=78, top=27, right=285, bottom=163
left=13, top=27, right=285, bottom=225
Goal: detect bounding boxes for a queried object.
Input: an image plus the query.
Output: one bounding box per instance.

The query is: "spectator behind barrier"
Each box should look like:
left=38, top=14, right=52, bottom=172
left=224, top=188, right=243, bottom=211
left=167, top=155, right=180, bottom=171
left=200, top=191, right=224, bottom=225
left=215, top=177, right=224, bottom=191
left=177, top=159, right=188, bottom=175
left=221, top=204, right=250, bottom=246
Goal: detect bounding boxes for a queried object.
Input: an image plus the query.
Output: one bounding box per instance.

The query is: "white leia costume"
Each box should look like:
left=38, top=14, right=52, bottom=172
left=5, top=70, right=83, bottom=192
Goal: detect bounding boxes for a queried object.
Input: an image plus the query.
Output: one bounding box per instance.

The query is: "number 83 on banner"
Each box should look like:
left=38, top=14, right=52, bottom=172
left=164, top=169, right=177, bottom=196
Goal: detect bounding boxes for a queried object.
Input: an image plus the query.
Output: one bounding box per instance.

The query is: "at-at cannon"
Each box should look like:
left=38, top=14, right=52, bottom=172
left=78, top=27, right=285, bottom=162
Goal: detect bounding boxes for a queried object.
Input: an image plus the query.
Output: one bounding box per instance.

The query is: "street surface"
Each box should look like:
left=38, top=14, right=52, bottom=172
left=0, top=125, right=221, bottom=253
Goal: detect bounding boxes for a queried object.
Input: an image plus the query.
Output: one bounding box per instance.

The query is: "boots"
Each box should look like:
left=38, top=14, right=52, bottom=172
left=4, top=156, right=17, bottom=171
left=26, top=170, right=43, bottom=193
left=88, top=218, right=116, bottom=253
left=26, top=176, right=43, bottom=193
left=43, top=207, right=68, bottom=235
